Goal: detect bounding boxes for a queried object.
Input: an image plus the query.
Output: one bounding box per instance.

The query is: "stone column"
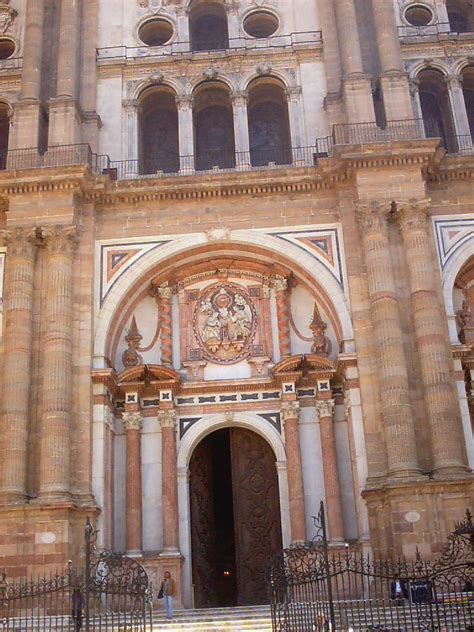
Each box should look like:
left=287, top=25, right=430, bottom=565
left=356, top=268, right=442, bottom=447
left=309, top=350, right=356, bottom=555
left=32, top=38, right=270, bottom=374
left=395, top=199, right=467, bottom=475
left=274, top=277, right=291, bottom=359
left=356, top=202, right=420, bottom=479
left=285, top=87, right=308, bottom=164
left=176, top=96, right=195, bottom=174
left=226, top=3, right=241, bottom=46
left=231, top=91, right=250, bottom=168
left=38, top=226, right=78, bottom=502
left=123, top=99, right=140, bottom=177
left=123, top=411, right=143, bottom=555
left=11, top=0, right=45, bottom=149
left=80, top=0, right=100, bottom=151
left=281, top=401, right=307, bottom=543
left=316, top=399, right=345, bottom=543
left=370, top=0, right=413, bottom=120
left=0, top=228, right=38, bottom=502
left=446, top=75, right=473, bottom=151
left=176, top=8, right=190, bottom=52
left=48, top=0, right=82, bottom=145
left=159, top=409, right=179, bottom=552
left=157, top=284, right=174, bottom=368
left=333, top=0, right=375, bottom=123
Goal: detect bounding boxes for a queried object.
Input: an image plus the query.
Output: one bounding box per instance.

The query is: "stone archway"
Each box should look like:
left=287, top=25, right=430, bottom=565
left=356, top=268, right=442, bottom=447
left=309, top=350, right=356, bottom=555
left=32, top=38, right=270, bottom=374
left=189, top=426, right=282, bottom=608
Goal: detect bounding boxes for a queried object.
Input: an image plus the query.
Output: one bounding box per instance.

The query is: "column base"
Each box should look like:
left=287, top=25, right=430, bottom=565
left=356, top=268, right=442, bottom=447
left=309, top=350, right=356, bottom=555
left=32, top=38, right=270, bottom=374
left=433, top=464, right=470, bottom=479
left=34, top=490, right=74, bottom=505
left=0, top=491, right=28, bottom=505
left=141, top=552, right=184, bottom=610
left=125, top=550, right=143, bottom=558
left=387, top=468, right=426, bottom=482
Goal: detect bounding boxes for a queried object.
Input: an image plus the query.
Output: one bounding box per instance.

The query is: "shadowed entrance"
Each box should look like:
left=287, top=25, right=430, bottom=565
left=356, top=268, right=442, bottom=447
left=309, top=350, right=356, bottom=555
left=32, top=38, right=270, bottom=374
left=189, top=427, right=282, bottom=608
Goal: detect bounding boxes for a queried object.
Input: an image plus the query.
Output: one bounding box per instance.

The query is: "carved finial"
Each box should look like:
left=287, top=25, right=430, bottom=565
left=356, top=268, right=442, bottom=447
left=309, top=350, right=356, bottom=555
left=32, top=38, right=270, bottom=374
left=310, top=303, right=331, bottom=357
left=122, top=315, right=143, bottom=367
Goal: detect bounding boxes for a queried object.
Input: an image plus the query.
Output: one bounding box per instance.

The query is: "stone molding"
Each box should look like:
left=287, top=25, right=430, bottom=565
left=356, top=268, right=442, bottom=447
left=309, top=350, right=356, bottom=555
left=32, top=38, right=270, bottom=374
left=316, top=399, right=335, bottom=420
left=281, top=400, right=300, bottom=421
left=41, top=225, right=79, bottom=257
left=394, top=199, right=431, bottom=233
left=355, top=201, right=392, bottom=233
left=158, top=409, right=177, bottom=429
left=0, top=227, right=39, bottom=259
left=274, top=276, right=288, bottom=292
left=123, top=411, right=144, bottom=431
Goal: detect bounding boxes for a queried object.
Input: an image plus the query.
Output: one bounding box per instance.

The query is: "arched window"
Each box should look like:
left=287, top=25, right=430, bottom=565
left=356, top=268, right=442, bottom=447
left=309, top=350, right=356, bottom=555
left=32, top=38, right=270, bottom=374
left=190, top=0, right=229, bottom=52
left=193, top=82, right=236, bottom=170
left=138, top=87, right=179, bottom=175
left=461, top=65, right=474, bottom=139
left=0, top=102, right=10, bottom=170
left=247, top=78, right=292, bottom=167
left=418, top=69, right=457, bottom=152
left=446, top=0, right=473, bottom=32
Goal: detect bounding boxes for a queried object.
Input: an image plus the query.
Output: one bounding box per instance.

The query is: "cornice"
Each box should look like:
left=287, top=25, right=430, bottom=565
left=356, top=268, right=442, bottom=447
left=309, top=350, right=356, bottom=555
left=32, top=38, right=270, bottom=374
left=427, top=154, right=474, bottom=183
left=0, top=166, right=101, bottom=197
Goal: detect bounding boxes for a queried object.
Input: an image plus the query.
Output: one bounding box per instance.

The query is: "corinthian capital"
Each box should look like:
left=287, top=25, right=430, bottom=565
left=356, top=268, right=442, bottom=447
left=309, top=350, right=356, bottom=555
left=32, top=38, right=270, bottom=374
left=41, top=225, right=79, bottom=257
left=316, top=399, right=335, bottom=420
left=123, top=411, right=144, bottom=431
left=0, top=226, right=39, bottom=259
left=274, top=276, right=288, bottom=292
left=394, top=199, right=431, bottom=233
left=355, top=201, right=392, bottom=233
left=281, top=400, right=300, bottom=422
left=158, top=409, right=177, bottom=429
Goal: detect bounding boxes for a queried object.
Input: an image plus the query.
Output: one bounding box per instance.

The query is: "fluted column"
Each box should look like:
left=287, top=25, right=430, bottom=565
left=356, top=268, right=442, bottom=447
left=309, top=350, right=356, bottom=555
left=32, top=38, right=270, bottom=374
left=316, top=399, right=345, bottom=543
left=274, top=277, right=291, bottom=359
left=370, top=0, right=412, bottom=120
left=395, top=199, right=467, bottom=475
left=231, top=91, right=250, bottom=168
left=157, top=284, right=174, bottom=368
left=159, top=409, right=179, bottom=552
left=356, top=202, right=420, bottom=479
left=38, top=226, right=78, bottom=502
left=0, top=228, right=38, bottom=502
left=124, top=411, right=143, bottom=555
left=281, top=401, right=307, bottom=543
left=176, top=96, right=195, bottom=174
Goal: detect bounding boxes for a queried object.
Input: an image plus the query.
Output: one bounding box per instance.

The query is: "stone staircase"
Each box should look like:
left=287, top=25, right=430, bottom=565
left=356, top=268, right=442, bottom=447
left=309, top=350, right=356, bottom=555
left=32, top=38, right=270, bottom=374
left=152, top=605, right=273, bottom=631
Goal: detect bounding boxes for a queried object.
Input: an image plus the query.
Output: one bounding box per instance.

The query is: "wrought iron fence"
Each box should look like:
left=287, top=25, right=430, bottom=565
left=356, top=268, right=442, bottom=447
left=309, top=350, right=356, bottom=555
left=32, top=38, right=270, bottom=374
left=0, top=519, right=153, bottom=631
left=269, top=503, right=474, bottom=632
left=332, top=118, right=439, bottom=146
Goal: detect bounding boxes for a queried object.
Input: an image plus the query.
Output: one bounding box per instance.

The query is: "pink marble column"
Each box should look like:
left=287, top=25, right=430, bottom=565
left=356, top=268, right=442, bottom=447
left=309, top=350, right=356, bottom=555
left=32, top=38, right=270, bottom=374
left=159, top=408, right=179, bottom=552
left=274, top=277, right=292, bottom=359
left=281, top=400, right=307, bottom=543
left=123, top=411, right=143, bottom=555
left=316, top=399, right=345, bottom=543
left=0, top=228, right=38, bottom=502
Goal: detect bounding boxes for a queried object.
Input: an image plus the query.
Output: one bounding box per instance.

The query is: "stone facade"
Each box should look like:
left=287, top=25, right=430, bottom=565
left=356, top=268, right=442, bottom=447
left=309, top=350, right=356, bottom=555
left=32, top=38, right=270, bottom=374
left=0, top=0, right=473, bottom=611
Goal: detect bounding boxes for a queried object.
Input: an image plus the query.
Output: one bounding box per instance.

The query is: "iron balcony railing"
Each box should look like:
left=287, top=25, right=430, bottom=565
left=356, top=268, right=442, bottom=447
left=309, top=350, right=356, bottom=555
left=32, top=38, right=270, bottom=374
left=0, top=126, right=471, bottom=180
left=397, top=22, right=474, bottom=38
left=96, top=31, right=322, bottom=62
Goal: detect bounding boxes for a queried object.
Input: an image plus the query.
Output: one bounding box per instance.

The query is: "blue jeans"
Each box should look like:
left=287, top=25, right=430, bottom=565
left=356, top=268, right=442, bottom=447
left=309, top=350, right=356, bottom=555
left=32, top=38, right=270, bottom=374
left=164, top=595, right=173, bottom=618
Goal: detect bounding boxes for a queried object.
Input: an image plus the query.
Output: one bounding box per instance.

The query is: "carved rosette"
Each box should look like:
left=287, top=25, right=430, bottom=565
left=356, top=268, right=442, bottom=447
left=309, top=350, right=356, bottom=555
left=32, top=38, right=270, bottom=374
left=193, top=283, right=257, bottom=365
left=316, top=399, right=335, bottom=420
left=281, top=400, right=300, bottom=422
left=158, top=409, right=177, bottom=430
left=123, top=411, right=144, bottom=431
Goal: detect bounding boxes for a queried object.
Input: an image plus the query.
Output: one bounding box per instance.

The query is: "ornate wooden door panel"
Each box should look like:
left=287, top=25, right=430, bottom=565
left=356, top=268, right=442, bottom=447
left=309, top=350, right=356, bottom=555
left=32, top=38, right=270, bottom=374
left=230, top=428, right=282, bottom=606
left=190, top=440, right=219, bottom=608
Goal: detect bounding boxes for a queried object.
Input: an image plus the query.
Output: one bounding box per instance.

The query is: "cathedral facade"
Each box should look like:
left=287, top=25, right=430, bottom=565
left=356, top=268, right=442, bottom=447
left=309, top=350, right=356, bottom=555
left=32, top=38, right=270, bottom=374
left=0, top=0, right=473, bottom=610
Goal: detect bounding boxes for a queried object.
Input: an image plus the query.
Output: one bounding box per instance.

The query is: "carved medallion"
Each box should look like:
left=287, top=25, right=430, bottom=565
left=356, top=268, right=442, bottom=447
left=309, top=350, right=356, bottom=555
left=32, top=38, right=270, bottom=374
left=193, top=283, right=257, bottom=365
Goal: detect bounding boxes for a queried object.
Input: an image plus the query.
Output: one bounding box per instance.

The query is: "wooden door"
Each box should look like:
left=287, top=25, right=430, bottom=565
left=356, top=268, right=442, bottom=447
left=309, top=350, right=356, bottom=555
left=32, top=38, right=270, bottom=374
left=230, top=428, right=282, bottom=605
left=189, top=440, right=219, bottom=608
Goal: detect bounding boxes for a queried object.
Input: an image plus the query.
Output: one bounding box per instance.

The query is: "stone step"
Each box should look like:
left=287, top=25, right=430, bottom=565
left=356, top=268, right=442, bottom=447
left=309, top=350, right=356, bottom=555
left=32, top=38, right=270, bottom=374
left=152, top=605, right=272, bottom=631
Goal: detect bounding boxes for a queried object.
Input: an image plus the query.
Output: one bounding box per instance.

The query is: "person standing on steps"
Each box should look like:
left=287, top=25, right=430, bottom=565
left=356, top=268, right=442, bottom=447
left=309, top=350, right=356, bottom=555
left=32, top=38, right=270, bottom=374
left=160, top=571, right=176, bottom=620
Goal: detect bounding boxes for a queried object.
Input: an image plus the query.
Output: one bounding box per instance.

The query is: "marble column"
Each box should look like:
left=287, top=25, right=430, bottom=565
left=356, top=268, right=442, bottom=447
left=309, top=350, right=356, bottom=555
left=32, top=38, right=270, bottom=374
left=395, top=199, right=467, bottom=475
left=176, top=96, right=195, bottom=174
left=38, top=226, right=78, bottom=502
left=274, top=277, right=291, bottom=359
left=281, top=401, right=307, bottom=543
left=316, top=399, right=345, bottom=543
left=446, top=75, right=473, bottom=150
left=160, top=409, right=179, bottom=552
left=356, top=202, right=421, bottom=479
left=11, top=0, right=45, bottom=148
left=231, top=91, right=250, bottom=168
left=370, top=0, right=413, bottom=120
left=157, top=284, right=174, bottom=368
left=123, top=411, right=143, bottom=555
left=0, top=228, right=38, bottom=502
left=49, top=0, right=82, bottom=145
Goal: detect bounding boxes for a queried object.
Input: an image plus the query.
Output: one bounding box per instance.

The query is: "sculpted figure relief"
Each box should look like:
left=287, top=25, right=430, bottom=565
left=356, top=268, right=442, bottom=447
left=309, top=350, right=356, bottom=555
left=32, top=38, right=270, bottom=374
left=194, top=284, right=257, bottom=364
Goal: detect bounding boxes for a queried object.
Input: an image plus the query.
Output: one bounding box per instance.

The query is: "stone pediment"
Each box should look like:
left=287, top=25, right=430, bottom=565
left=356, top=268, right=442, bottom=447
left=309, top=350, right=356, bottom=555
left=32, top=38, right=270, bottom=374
left=118, top=364, right=181, bottom=387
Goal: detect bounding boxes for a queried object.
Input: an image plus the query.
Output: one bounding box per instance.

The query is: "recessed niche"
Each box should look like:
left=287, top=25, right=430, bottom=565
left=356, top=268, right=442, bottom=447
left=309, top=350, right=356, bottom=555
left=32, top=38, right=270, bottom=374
left=243, top=11, right=279, bottom=39
left=138, top=18, right=174, bottom=46
left=404, top=5, right=434, bottom=26
left=0, top=38, right=16, bottom=60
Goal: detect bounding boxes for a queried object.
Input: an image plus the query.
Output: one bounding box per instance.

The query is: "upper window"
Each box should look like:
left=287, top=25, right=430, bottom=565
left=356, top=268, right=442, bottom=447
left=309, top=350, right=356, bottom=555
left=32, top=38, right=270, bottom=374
left=138, top=18, right=174, bottom=46
left=404, top=5, right=434, bottom=26
left=0, top=38, right=15, bottom=60
left=446, top=0, right=473, bottom=32
left=243, top=11, right=279, bottom=38
left=190, top=1, right=229, bottom=51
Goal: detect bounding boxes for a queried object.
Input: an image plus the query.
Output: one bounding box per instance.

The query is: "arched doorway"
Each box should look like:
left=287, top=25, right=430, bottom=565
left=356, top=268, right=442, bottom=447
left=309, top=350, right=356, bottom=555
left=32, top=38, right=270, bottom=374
left=189, top=427, right=282, bottom=608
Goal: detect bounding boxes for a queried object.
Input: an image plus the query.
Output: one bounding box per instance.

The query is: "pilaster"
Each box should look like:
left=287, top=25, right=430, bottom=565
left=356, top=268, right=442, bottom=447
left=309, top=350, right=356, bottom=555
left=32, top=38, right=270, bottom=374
left=176, top=96, right=195, bottom=174
left=123, top=410, right=144, bottom=556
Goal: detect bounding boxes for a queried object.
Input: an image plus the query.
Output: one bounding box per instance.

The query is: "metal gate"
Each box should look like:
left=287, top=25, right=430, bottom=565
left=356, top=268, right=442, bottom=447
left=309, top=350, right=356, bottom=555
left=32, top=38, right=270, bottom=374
left=269, top=503, right=474, bottom=631
left=1, top=519, right=153, bottom=631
